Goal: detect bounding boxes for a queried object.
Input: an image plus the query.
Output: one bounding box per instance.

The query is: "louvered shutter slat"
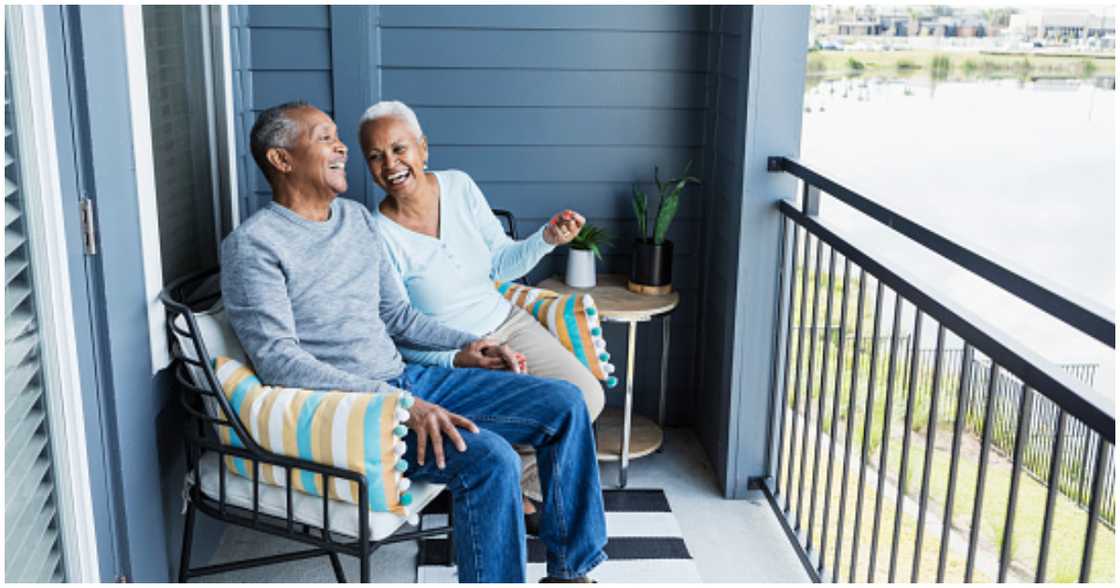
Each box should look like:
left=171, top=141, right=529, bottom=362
left=6, top=450, right=51, bottom=514
left=5, top=331, right=38, bottom=371
left=28, top=544, right=64, bottom=585
left=5, top=200, right=20, bottom=226
left=7, top=500, right=58, bottom=578
left=6, top=279, right=31, bottom=316
left=5, top=412, right=49, bottom=478
left=19, top=511, right=62, bottom=583
left=6, top=253, right=29, bottom=284
left=6, top=375, right=40, bottom=430
left=5, top=226, right=26, bottom=256
left=7, top=474, right=53, bottom=545
left=4, top=48, right=68, bottom=580
left=6, top=305, right=33, bottom=340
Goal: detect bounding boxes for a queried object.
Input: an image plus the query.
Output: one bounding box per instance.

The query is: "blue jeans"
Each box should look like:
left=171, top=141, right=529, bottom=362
left=389, top=363, right=608, bottom=582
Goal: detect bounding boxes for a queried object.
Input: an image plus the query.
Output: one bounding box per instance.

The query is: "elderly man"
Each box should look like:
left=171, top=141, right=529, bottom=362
left=220, top=101, right=606, bottom=583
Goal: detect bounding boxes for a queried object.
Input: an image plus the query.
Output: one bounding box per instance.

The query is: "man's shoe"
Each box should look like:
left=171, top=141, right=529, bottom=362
left=540, top=576, right=596, bottom=583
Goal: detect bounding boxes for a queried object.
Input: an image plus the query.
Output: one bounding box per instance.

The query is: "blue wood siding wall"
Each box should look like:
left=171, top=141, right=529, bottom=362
left=231, top=5, right=712, bottom=425
left=230, top=5, right=339, bottom=219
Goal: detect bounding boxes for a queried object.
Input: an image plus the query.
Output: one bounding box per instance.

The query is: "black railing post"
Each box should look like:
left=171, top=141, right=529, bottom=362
left=938, top=344, right=974, bottom=582
left=965, top=360, right=1001, bottom=581
left=807, top=248, right=838, bottom=555
left=786, top=231, right=814, bottom=513
left=998, top=384, right=1034, bottom=582
left=797, top=238, right=826, bottom=530
left=1080, top=437, right=1108, bottom=582
left=911, top=324, right=946, bottom=582
left=773, top=220, right=797, bottom=500
left=889, top=311, right=924, bottom=582
left=849, top=279, right=883, bottom=582
left=868, top=292, right=905, bottom=582
left=1036, top=410, right=1068, bottom=581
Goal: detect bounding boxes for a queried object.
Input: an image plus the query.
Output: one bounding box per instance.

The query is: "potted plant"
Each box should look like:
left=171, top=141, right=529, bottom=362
left=629, top=162, right=700, bottom=295
left=565, top=224, right=610, bottom=288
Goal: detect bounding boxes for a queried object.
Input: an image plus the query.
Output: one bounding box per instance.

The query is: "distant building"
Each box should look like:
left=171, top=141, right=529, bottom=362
left=1008, top=9, right=1115, bottom=40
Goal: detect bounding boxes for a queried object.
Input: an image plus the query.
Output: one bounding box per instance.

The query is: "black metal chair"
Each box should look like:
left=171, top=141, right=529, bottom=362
left=162, top=269, right=452, bottom=583
left=491, top=208, right=519, bottom=240
left=492, top=208, right=533, bottom=286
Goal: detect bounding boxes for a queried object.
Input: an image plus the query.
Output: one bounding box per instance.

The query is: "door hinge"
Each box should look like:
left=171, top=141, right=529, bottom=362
left=79, top=197, right=97, bottom=256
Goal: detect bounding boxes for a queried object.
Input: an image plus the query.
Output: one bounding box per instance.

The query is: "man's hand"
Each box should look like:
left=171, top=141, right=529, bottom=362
left=483, top=343, right=527, bottom=373
left=454, top=339, right=508, bottom=370
left=543, top=209, right=586, bottom=246
left=455, top=339, right=526, bottom=373
left=406, top=398, right=479, bottom=469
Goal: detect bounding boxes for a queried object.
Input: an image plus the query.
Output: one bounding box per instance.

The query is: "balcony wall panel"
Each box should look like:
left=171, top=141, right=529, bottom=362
left=229, top=5, right=711, bottom=428
left=379, top=5, right=710, bottom=31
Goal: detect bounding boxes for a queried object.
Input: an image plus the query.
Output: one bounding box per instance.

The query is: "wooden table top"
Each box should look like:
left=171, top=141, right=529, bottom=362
left=538, top=274, right=680, bottom=322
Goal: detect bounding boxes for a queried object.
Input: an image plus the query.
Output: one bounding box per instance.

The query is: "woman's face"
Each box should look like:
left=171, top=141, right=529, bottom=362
left=360, top=116, right=429, bottom=198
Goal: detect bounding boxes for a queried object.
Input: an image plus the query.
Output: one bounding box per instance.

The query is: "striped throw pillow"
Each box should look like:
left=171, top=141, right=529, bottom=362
left=496, top=282, right=617, bottom=388
left=211, top=356, right=416, bottom=518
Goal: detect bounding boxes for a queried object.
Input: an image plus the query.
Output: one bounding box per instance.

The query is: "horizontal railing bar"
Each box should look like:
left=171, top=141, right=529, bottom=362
left=779, top=201, right=1114, bottom=443
left=768, top=156, right=1114, bottom=348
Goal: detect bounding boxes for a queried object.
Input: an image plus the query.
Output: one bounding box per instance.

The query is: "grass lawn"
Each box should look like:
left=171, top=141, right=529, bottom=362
left=806, top=49, right=1115, bottom=80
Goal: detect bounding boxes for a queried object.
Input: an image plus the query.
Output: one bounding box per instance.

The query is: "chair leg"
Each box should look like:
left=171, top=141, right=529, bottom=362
left=446, top=496, right=455, bottom=562
left=327, top=551, right=346, bottom=583
left=178, top=502, right=197, bottom=583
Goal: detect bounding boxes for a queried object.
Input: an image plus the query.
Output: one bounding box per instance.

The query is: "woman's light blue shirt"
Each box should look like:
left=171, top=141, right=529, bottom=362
left=375, top=170, right=555, bottom=367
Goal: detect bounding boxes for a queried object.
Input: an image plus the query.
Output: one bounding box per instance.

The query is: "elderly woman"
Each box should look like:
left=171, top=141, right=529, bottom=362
left=358, top=100, right=604, bottom=522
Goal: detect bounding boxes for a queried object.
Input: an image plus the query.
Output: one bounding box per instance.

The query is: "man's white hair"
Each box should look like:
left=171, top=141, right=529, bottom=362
left=359, top=100, right=424, bottom=140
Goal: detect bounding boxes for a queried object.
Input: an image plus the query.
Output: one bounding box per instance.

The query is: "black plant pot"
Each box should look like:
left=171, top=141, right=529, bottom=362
left=630, top=239, right=673, bottom=288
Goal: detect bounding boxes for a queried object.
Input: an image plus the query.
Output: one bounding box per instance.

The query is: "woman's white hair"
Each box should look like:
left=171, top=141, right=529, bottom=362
left=358, top=100, right=424, bottom=140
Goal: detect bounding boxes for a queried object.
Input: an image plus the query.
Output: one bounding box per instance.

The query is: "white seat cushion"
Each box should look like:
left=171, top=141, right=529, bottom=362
left=193, top=452, right=445, bottom=541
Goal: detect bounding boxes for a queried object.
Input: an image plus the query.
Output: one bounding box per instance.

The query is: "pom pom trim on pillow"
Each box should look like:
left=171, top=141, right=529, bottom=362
left=495, top=282, right=616, bottom=387
left=212, top=356, right=415, bottom=518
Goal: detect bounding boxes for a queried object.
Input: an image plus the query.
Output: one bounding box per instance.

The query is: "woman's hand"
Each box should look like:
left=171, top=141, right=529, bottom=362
left=405, top=397, right=479, bottom=469
left=543, top=209, right=586, bottom=246
left=455, top=339, right=527, bottom=373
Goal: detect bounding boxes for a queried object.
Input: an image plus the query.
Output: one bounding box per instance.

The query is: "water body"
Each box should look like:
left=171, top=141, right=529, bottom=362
left=800, top=75, right=1115, bottom=395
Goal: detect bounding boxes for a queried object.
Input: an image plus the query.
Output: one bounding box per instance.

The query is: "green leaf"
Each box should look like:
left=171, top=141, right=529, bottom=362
left=631, top=185, right=648, bottom=240
left=653, top=192, right=679, bottom=245
left=570, top=224, right=612, bottom=257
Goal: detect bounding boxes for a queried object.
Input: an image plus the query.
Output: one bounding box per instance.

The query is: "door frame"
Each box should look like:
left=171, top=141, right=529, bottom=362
left=6, top=5, right=101, bottom=581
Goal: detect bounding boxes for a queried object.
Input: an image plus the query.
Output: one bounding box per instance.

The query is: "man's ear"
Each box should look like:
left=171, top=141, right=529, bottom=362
left=419, top=135, right=429, bottom=165
left=265, top=147, right=291, bottom=175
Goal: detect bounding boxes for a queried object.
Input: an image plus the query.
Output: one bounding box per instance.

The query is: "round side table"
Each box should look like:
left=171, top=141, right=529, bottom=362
left=539, top=274, right=680, bottom=488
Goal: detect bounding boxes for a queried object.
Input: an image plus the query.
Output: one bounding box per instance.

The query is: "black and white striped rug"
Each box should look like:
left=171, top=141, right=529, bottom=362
left=416, top=489, right=701, bottom=583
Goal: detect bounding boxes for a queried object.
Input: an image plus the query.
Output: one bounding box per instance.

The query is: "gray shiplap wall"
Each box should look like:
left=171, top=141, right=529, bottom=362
left=230, top=5, right=338, bottom=218
left=232, top=5, right=712, bottom=427
left=379, top=6, right=706, bottom=422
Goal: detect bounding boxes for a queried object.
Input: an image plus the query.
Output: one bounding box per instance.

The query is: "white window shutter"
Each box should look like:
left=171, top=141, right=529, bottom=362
left=4, top=41, right=68, bottom=583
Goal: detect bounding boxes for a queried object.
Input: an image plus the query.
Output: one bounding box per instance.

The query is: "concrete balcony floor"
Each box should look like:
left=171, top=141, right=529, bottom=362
left=201, top=428, right=809, bottom=583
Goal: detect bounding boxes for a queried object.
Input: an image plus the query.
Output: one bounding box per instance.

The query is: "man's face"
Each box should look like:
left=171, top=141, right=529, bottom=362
left=359, top=116, right=429, bottom=198
left=279, top=107, right=349, bottom=195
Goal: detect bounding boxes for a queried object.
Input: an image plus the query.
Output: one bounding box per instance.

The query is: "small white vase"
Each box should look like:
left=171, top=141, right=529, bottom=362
left=565, top=249, right=597, bottom=288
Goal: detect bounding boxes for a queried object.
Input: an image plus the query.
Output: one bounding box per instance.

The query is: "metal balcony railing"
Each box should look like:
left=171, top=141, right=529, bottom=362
left=761, top=156, right=1115, bottom=583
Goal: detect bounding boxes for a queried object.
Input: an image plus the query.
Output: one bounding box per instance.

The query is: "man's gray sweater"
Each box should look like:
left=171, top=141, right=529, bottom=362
left=220, top=197, right=475, bottom=393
